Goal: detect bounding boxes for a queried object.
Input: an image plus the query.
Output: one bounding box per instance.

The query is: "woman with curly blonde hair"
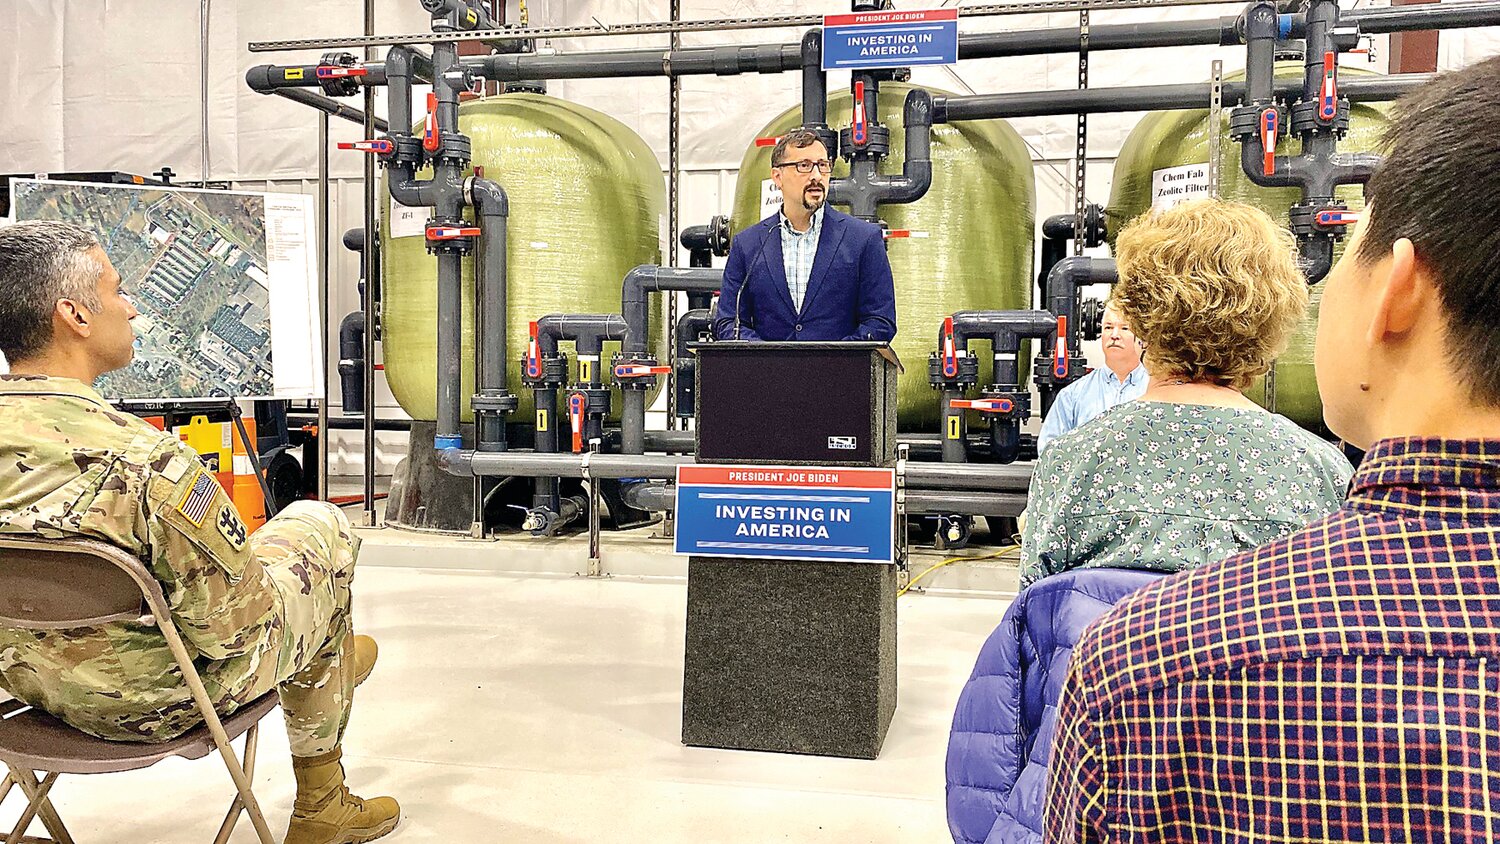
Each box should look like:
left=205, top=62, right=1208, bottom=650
left=1020, top=199, right=1352, bottom=585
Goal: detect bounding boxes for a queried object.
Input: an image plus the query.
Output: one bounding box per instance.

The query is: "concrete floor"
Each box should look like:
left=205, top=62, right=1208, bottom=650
left=1, top=564, right=1012, bottom=843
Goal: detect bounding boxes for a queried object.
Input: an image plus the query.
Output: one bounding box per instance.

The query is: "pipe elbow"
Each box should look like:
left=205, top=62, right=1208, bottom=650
left=801, top=28, right=823, bottom=66
left=1333, top=152, right=1382, bottom=185
left=1046, top=256, right=1116, bottom=291
left=469, top=177, right=510, bottom=216
left=245, top=65, right=279, bottom=94
left=1298, top=237, right=1335, bottom=283
left=435, top=447, right=471, bottom=476
left=903, top=88, right=934, bottom=129
left=622, top=264, right=658, bottom=302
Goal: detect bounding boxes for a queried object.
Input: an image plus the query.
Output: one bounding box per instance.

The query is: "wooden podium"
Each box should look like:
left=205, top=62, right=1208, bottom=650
left=680, top=342, right=899, bottom=759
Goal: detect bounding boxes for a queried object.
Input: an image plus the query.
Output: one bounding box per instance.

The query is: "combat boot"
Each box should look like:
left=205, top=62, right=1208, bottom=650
left=285, top=747, right=400, bottom=844
left=353, top=635, right=378, bottom=687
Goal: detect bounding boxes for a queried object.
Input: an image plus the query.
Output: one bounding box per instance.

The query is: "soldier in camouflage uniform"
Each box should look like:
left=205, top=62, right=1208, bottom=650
left=0, top=221, right=399, bottom=843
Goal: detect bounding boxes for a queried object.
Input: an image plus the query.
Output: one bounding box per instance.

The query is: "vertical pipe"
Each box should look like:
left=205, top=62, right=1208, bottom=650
left=362, top=0, right=377, bottom=523
left=622, top=391, right=646, bottom=454
left=941, top=390, right=967, bottom=463
left=434, top=253, right=464, bottom=446
left=801, top=29, right=827, bottom=126
left=317, top=113, right=331, bottom=503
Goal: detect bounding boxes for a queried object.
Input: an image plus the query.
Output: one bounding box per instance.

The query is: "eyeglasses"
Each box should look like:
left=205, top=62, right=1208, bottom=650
left=773, top=159, right=833, bottom=175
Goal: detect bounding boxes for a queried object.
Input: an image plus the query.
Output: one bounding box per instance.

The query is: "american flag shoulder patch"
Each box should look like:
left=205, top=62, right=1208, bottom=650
left=176, top=469, right=220, bottom=527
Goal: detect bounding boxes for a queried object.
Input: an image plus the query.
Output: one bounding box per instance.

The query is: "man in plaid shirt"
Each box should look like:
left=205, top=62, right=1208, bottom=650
left=1046, top=56, right=1500, bottom=842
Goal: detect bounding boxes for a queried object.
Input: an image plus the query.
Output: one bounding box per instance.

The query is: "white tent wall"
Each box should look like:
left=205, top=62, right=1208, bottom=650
left=2, top=1, right=1497, bottom=475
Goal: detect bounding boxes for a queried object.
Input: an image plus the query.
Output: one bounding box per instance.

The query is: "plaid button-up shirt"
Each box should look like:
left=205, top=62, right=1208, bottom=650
left=779, top=205, right=823, bottom=314
left=1047, top=438, right=1500, bottom=843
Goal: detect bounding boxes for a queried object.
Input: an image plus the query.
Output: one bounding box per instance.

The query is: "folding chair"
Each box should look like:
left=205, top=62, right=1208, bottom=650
left=0, top=535, right=278, bottom=844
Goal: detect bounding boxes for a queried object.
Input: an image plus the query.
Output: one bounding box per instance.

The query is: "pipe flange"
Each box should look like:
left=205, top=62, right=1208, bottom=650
left=565, top=386, right=613, bottom=415
left=424, top=215, right=477, bottom=255
left=1289, top=98, right=1350, bottom=137
left=520, top=353, right=569, bottom=389
left=1290, top=201, right=1355, bottom=238
left=1229, top=103, right=1285, bottom=141
left=431, top=133, right=473, bottom=168
left=610, top=354, right=666, bottom=391
left=1033, top=353, right=1088, bottom=387
left=1079, top=298, right=1107, bottom=341
left=471, top=392, right=519, bottom=414
left=387, top=135, right=426, bottom=169
left=839, top=124, right=891, bottom=160
left=977, top=389, right=1031, bottom=423
left=504, top=80, right=548, bottom=95
left=316, top=51, right=364, bottom=98
left=928, top=352, right=980, bottom=390
left=802, top=124, right=840, bottom=162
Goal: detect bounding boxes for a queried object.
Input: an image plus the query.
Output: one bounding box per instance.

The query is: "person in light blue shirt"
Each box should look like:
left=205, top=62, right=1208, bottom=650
left=1036, top=304, right=1147, bottom=453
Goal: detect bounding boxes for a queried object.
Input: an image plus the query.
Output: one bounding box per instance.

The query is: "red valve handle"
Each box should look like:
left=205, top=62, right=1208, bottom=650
left=1053, top=316, right=1069, bottom=379
left=316, top=65, right=369, bottom=79
left=754, top=136, right=782, bottom=148
left=426, top=226, right=482, bottom=240
left=852, top=80, right=867, bottom=146
left=337, top=139, right=392, bottom=155
left=613, top=365, right=673, bottom=378
left=1261, top=108, right=1279, bottom=177
left=525, top=321, right=541, bottom=379
left=951, top=398, right=1015, bottom=414
left=942, top=316, right=958, bottom=379
left=1320, top=51, right=1338, bottom=121
left=423, top=92, right=440, bottom=153
left=568, top=393, right=586, bottom=453
left=1316, top=209, right=1359, bottom=227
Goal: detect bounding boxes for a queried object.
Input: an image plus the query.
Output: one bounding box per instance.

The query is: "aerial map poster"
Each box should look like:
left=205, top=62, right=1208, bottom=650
left=9, top=179, right=321, bottom=401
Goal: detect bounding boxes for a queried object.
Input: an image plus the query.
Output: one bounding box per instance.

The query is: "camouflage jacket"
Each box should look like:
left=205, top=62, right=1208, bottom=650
left=0, top=375, right=281, bottom=741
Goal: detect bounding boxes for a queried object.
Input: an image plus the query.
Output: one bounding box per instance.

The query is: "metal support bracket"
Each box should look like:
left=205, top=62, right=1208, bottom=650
left=1209, top=59, right=1224, bottom=198
left=1072, top=9, right=1090, bottom=256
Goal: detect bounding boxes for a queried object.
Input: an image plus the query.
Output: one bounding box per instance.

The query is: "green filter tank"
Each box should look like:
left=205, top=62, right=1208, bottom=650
left=1107, top=63, right=1391, bottom=432
left=380, top=93, right=666, bottom=425
left=730, top=82, right=1036, bottom=431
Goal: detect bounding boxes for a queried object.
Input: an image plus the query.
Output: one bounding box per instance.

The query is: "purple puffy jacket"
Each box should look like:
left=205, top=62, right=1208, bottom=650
left=945, top=568, right=1164, bottom=844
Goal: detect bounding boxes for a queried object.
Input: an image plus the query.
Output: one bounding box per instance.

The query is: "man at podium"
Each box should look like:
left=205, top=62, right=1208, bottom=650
left=712, top=129, right=897, bottom=342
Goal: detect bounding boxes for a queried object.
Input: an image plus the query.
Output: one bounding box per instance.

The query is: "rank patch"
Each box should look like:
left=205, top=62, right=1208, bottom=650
left=217, top=505, right=247, bottom=550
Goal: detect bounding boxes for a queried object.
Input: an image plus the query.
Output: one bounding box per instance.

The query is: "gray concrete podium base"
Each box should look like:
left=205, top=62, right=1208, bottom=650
left=681, top=557, right=897, bottom=759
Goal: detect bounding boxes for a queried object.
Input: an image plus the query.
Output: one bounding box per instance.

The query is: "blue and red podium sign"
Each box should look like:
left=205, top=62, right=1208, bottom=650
left=674, top=465, right=896, bottom=564
left=822, top=9, right=959, bottom=72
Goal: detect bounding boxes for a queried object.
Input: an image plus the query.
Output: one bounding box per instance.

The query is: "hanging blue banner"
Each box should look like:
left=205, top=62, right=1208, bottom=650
left=822, top=9, right=960, bottom=71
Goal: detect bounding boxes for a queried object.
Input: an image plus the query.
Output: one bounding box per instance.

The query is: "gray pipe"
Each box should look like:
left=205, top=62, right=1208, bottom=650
left=536, top=314, right=627, bottom=357
left=470, top=177, right=513, bottom=451
left=905, top=461, right=1034, bottom=492
left=831, top=88, right=934, bottom=219
left=620, top=265, right=722, bottom=355
left=439, top=450, right=692, bottom=479
left=934, top=73, right=1431, bottom=122
left=644, top=429, right=695, bottom=453
left=947, top=310, right=1057, bottom=351
left=801, top=29, right=826, bottom=126
left=905, top=490, right=1028, bottom=517
left=622, top=481, right=677, bottom=512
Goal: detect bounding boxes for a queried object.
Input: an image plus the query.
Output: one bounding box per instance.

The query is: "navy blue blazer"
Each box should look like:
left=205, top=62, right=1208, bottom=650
left=712, top=207, right=897, bottom=342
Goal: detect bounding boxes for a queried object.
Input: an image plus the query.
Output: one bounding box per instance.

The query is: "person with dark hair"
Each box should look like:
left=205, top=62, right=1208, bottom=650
left=711, top=128, right=897, bottom=341
left=1047, top=56, right=1500, bottom=843
left=0, top=220, right=399, bottom=844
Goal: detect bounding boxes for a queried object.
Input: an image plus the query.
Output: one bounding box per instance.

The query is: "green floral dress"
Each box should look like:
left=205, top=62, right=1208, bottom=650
left=1020, top=401, right=1352, bottom=586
